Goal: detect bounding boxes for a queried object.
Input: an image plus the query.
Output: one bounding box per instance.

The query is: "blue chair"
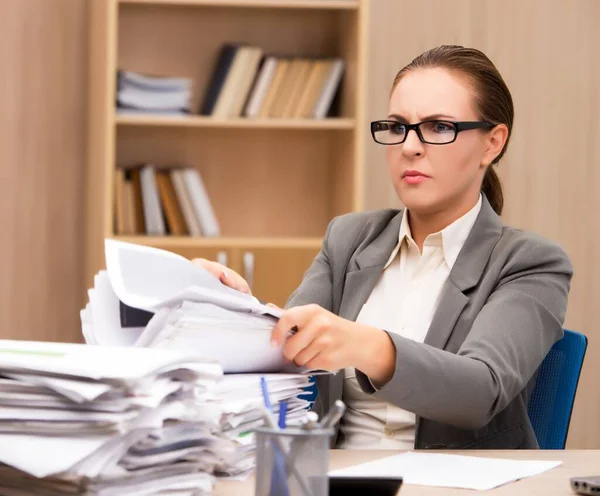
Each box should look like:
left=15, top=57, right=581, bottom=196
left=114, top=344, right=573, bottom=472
left=528, top=329, right=588, bottom=449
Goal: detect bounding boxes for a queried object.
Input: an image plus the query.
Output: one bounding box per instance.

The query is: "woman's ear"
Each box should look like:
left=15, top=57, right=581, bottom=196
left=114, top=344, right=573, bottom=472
left=481, top=124, right=509, bottom=167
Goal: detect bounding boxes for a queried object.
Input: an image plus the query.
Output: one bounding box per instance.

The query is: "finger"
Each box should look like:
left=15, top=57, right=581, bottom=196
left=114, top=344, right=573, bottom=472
left=191, top=258, right=222, bottom=279
left=291, top=340, right=322, bottom=367
left=282, top=324, right=320, bottom=362
left=219, top=269, right=251, bottom=294
left=266, top=302, right=282, bottom=310
left=305, top=352, right=337, bottom=372
left=192, top=258, right=252, bottom=295
left=271, top=305, right=317, bottom=347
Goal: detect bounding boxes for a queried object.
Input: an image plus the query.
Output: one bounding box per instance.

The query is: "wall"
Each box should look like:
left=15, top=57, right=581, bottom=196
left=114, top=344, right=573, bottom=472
left=1, top=0, right=599, bottom=448
left=364, top=0, right=600, bottom=448
left=0, top=0, right=88, bottom=343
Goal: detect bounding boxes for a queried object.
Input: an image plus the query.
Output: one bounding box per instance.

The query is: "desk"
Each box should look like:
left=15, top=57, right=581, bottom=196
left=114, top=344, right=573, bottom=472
left=215, top=450, right=598, bottom=495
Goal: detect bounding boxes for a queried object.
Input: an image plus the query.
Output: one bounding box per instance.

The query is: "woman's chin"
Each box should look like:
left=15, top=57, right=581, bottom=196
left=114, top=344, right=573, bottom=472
left=397, top=191, right=441, bottom=214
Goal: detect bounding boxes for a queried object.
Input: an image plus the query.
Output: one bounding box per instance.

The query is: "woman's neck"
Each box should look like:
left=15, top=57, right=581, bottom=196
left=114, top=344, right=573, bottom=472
left=407, top=195, right=480, bottom=251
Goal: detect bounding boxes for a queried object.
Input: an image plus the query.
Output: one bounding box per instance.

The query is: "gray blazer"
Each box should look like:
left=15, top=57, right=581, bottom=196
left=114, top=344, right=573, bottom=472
left=285, top=196, right=573, bottom=450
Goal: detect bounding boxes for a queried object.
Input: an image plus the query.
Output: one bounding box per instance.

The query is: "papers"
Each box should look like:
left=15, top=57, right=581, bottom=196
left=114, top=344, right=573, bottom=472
left=81, top=240, right=306, bottom=374
left=75, top=239, right=321, bottom=486
left=329, top=452, right=562, bottom=491
left=202, top=373, right=312, bottom=479
left=0, top=339, right=222, bottom=383
left=104, top=239, right=279, bottom=317
left=0, top=340, right=223, bottom=494
left=152, top=301, right=289, bottom=373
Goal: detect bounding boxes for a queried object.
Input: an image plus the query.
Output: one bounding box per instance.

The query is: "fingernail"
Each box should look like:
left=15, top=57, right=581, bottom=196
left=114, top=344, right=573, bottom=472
left=222, top=269, right=229, bottom=280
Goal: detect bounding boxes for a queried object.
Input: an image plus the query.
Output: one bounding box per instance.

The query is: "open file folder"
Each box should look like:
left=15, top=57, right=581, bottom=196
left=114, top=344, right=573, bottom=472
left=81, top=240, right=307, bottom=373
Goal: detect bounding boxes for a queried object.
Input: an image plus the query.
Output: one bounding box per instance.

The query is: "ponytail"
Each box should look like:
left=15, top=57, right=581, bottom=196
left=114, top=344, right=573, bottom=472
left=481, top=166, right=504, bottom=215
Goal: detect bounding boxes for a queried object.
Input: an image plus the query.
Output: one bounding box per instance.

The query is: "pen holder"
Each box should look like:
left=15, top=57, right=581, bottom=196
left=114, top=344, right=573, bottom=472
left=255, top=426, right=334, bottom=496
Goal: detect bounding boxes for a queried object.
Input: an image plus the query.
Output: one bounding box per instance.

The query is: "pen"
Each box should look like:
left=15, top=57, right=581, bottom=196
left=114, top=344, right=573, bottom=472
left=319, top=400, right=346, bottom=429
left=300, top=411, right=319, bottom=431
left=278, top=400, right=288, bottom=429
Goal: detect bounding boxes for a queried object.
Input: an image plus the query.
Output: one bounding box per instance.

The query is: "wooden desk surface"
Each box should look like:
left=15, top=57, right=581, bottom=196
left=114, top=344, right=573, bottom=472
left=215, top=449, right=598, bottom=495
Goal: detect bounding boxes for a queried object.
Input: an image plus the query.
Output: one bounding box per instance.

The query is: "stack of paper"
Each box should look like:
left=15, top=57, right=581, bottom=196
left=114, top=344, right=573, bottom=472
left=81, top=239, right=297, bottom=373
left=210, top=374, right=312, bottom=478
left=116, top=70, right=193, bottom=115
left=0, top=339, right=225, bottom=495
left=80, top=239, right=320, bottom=482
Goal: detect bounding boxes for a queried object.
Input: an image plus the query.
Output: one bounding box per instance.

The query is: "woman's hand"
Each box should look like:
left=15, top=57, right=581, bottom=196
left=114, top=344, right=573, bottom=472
left=270, top=304, right=396, bottom=386
left=191, top=258, right=252, bottom=295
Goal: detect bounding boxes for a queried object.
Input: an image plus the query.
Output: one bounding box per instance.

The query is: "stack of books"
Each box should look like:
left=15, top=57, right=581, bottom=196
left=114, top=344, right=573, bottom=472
left=116, top=70, right=193, bottom=115
left=113, top=165, right=219, bottom=237
left=200, top=44, right=345, bottom=119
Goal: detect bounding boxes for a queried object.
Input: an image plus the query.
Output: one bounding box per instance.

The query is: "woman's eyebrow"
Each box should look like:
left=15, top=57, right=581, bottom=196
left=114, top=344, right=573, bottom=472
left=387, top=113, right=457, bottom=122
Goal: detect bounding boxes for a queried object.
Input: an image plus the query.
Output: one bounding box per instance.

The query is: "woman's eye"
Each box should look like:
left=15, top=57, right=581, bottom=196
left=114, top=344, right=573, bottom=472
left=391, top=124, right=406, bottom=135
left=432, top=122, right=453, bottom=133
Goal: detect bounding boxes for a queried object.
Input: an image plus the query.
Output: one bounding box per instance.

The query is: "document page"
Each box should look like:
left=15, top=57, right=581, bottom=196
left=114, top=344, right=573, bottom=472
left=329, top=452, right=562, bottom=491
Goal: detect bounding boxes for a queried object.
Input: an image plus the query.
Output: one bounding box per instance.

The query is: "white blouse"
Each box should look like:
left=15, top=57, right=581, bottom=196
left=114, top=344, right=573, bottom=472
left=337, top=195, right=482, bottom=450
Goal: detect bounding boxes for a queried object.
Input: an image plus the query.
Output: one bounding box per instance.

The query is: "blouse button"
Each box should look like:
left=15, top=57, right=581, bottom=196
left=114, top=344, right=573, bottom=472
left=384, top=428, right=395, bottom=439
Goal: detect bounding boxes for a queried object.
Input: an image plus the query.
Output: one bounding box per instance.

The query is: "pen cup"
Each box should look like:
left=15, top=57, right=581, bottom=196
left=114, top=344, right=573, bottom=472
left=255, top=426, right=334, bottom=496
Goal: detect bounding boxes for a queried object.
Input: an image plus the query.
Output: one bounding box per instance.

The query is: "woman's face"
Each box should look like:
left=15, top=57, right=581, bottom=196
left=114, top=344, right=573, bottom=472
left=386, top=67, right=504, bottom=216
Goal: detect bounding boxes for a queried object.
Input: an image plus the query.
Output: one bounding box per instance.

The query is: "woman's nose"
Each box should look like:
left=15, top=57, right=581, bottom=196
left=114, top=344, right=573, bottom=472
left=401, top=128, right=425, bottom=157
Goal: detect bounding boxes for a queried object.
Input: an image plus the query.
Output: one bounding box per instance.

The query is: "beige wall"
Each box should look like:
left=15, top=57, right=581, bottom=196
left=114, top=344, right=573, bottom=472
left=364, top=0, right=600, bottom=448
left=1, top=0, right=598, bottom=447
left=0, top=0, right=88, bottom=343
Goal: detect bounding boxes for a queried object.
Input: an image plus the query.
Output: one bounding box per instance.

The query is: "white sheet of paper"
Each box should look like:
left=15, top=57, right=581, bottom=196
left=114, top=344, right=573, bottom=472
left=6, top=373, right=113, bottom=402
left=328, top=452, right=562, bottom=491
left=0, top=433, right=110, bottom=478
left=104, top=239, right=281, bottom=319
left=90, top=271, right=144, bottom=347
left=0, top=339, right=221, bottom=383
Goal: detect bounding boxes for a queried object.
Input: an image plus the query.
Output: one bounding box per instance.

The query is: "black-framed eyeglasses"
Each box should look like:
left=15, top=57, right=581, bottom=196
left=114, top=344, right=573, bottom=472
left=370, top=119, right=495, bottom=145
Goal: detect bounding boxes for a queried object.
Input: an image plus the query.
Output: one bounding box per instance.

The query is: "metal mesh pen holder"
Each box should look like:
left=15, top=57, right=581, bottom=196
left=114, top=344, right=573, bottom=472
left=255, top=426, right=334, bottom=496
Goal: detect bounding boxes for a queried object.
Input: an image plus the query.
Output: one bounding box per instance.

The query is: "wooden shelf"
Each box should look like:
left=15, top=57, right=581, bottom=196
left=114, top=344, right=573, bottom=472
left=112, top=235, right=323, bottom=249
left=116, top=114, right=356, bottom=130
left=118, top=0, right=360, bottom=10
left=86, top=0, right=366, bottom=303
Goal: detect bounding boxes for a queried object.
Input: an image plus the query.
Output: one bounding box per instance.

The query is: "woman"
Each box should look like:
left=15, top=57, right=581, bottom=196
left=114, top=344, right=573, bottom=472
left=196, top=45, right=573, bottom=450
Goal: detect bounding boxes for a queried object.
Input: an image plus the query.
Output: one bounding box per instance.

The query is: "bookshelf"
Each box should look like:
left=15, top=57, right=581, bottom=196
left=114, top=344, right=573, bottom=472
left=116, top=114, right=356, bottom=130
left=86, top=0, right=368, bottom=306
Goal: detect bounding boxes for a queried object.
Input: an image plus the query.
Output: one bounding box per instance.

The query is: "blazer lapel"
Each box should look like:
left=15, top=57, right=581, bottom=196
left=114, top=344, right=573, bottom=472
left=424, top=196, right=504, bottom=349
left=338, top=211, right=404, bottom=321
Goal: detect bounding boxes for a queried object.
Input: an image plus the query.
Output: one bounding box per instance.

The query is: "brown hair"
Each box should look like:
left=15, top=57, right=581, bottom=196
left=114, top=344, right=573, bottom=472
left=392, top=45, right=514, bottom=215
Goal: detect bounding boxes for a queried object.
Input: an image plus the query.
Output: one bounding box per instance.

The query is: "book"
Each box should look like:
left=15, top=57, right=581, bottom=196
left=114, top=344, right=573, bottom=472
left=116, top=70, right=193, bottom=114
left=114, top=168, right=126, bottom=235
left=129, top=168, right=146, bottom=234
left=156, top=171, right=188, bottom=236
left=139, top=165, right=166, bottom=235
left=199, top=44, right=238, bottom=115
left=244, top=56, right=278, bottom=118
left=170, top=169, right=203, bottom=236
left=182, top=168, right=220, bottom=237
left=313, top=58, right=345, bottom=118
left=227, top=46, right=264, bottom=117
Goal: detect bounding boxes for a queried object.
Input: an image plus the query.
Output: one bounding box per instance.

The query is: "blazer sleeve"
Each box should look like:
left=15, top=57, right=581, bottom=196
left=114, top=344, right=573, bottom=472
left=355, top=237, right=573, bottom=430
left=284, top=218, right=335, bottom=312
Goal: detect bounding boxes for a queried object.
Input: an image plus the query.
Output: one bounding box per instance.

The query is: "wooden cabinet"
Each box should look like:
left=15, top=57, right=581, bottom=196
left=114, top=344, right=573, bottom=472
left=232, top=246, right=321, bottom=307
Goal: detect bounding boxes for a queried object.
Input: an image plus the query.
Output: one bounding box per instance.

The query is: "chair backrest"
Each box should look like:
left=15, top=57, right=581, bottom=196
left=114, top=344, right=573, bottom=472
left=528, top=329, right=588, bottom=449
